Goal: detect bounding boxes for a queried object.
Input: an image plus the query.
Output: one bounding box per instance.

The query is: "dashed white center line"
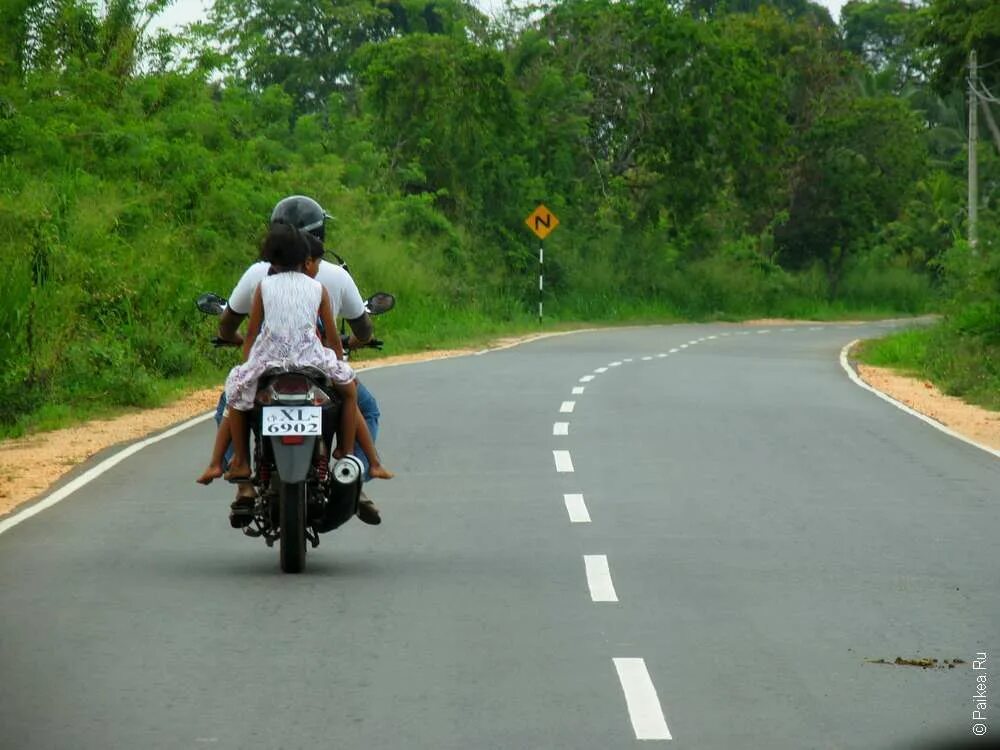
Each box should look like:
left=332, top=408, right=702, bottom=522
left=679, top=344, right=688, bottom=349
left=553, top=422, right=569, bottom=436
left=707, top=335, right=718, bottom=339
left=579, top=375, right=595, bottom=382
left=613, top=658, right=673, bottom=740
left=669, top=348, right=679, bottom=353
left=609, top=361, right=622, bottom=367
left=594, top=367, right=608, bottom=373
left=757, top=329, right=770, bottom=334
left=642, top=356, right=653, bottom=361
left=572, top=386, right=585, bottom=395
left=560, top=401, right=576, bottom=413
left=584, top=555, right=618, bottom=602
left=624, top=358, right=633, bottom=363
left=553, top=450, right=574, bottom=472
left=564, top=494, right=591, bottom=523
left=809, top=326, right=823, bottom=331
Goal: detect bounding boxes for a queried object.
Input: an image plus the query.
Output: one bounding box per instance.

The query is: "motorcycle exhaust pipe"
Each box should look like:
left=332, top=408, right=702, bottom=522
left=331, top=454, right=363, bottom=485
left=325, top=454, right=363, bottom=521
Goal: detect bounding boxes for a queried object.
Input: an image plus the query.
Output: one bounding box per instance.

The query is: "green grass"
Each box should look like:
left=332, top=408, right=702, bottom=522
left=857, top=323, right=1000, bottom=412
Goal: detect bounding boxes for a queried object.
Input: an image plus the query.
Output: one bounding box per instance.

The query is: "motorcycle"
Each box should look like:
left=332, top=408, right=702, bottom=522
left=196, top=290, right=395, bottom=573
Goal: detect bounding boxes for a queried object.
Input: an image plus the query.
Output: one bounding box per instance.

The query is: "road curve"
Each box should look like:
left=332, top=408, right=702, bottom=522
left=1, top=321, right=997, bottom=750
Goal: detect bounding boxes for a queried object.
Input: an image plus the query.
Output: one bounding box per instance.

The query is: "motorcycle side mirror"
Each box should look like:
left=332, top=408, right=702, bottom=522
left=366, top=292, right=395, bottom=316
left=196, top=292, right=227, bottom=316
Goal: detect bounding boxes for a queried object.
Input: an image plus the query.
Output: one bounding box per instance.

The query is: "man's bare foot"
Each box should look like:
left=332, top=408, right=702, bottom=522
left=196, top=464, right=224, bottom=485
left=369, top=463, right=394, bottom=479
left=224, top=462, right=252, bottom=482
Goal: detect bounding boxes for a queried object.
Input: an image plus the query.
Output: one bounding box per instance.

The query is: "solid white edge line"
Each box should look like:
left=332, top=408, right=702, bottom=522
left=0, top=411, right=217, bottom=537
left=553, top=450, right=575, bottom=472
left=572, top=386, right=585, bottom=395
left=560, top=401, right=576, bottom=413
left=839, top=340, right=1000, bottom=459
left=564, top=493, right=591, bottom=523
left=553, top=422, right=569, bottom=436
left=613, top=658, right=673, bottom=740
left=583, top=554, right=618, bottom=602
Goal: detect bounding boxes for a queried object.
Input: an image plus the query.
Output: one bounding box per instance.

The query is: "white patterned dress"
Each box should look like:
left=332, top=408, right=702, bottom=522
left=225, top=271, right=355, bottom=411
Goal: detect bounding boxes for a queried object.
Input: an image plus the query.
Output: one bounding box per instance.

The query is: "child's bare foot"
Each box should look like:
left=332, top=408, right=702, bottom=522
left=224, top=462, right=252, bottom=482
left=369, top=463, right=394, bottom=479
left=196, top=464, right=224, bottom=485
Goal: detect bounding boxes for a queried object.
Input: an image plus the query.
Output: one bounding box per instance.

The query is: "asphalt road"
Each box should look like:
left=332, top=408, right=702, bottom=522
left=1, top=322, right=997, bottom=750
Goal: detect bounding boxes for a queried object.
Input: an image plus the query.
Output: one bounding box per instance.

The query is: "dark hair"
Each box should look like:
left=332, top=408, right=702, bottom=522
left=303, top=231, right=325, bottom=260
left=261, top=221, right=308, bottom=271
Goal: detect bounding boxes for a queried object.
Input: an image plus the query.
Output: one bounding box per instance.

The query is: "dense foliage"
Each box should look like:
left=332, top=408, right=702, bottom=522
left=0, top=0, right=997, bottom=433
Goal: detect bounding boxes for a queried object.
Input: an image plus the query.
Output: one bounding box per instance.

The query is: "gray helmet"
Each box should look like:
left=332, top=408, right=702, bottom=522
left=270, top=195, right=331, bottom=240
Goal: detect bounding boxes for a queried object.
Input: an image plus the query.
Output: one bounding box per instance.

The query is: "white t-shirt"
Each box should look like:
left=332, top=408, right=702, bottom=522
left=227, top=260, right=366, bottom=321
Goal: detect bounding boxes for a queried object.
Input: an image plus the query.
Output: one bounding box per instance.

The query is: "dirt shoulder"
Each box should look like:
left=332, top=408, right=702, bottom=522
left=2, top=328, right=996, bottom=519
left=855, top=362, right=1000, bottom=452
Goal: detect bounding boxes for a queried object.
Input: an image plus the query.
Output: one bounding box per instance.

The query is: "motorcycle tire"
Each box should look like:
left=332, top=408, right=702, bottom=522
left=278, top=480, right=307, bottom=573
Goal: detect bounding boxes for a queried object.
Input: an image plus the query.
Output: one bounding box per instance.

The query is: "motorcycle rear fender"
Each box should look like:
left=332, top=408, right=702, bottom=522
left=269, top=436, right=316, bottom=483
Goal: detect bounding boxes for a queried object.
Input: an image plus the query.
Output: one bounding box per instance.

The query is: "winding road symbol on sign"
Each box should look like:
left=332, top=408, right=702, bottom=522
left=525, top=204, right=560, bottom=240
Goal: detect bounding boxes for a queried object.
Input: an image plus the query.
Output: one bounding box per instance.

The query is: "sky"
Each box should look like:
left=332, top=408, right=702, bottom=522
left=150, top=0, right=848, bottom=34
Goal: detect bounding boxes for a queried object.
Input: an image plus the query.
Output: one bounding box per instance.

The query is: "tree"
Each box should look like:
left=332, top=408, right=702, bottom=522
left=841, top=0, right=925, bottom=90
left=204, top=0, right=487, bottom=113
left=358, top=33, right=523, bottom=220
left=921, top=0, right=1000, bottom=94
left=776, top=94, right=928, bottom=292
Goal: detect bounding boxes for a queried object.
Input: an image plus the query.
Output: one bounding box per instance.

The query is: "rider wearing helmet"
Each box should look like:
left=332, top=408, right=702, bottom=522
left=215, top=195, right=385, bottom=524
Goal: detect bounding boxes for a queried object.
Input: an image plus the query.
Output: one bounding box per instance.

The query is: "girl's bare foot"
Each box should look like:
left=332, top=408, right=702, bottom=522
left=369, top=463, right=394, bottom=479
left=196, top=464, right=224, bottom=485
left=224, top=462, right=252, bottom=482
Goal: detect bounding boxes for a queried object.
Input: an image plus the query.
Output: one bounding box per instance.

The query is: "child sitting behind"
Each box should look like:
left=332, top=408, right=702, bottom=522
left=196, top=222, right=391, bottom=497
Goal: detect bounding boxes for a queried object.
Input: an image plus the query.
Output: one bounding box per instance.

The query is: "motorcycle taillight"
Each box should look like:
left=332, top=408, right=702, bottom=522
left=274, top=375, right=310, bottom=394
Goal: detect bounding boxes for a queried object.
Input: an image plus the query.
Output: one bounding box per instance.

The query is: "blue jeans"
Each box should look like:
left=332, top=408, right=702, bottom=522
left=214, top=380, right=381, bottom=482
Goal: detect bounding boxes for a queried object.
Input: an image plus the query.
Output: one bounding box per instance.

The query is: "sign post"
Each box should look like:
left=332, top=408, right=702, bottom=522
left=524, top=204, right=560, bottom=324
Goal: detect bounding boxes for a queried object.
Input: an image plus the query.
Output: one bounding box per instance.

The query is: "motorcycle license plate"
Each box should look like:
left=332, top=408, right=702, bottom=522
left=262, top=406, right=322, bottom=436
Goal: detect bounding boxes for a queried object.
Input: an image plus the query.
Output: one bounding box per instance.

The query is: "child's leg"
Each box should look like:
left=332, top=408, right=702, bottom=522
left=355, top=404, right=393, bottom=479
left=196, top=414, right=231, bottom=484
left=331, top=381, right=358, bottom=459
left=225, top=408, right=252, bottom=480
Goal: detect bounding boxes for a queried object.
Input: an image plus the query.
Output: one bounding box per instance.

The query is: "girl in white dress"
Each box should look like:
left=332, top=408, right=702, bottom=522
left=195, top=225, right=393, bottom=489
left=218, top=223, right=362, bottom=483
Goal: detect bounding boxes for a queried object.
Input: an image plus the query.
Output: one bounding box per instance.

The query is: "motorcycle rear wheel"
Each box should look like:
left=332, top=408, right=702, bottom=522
left=278, top=480, right=307, bottom=573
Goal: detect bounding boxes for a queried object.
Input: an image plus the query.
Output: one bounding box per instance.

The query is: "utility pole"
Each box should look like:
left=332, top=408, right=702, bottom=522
left=968, top=49, right=978, bottom=250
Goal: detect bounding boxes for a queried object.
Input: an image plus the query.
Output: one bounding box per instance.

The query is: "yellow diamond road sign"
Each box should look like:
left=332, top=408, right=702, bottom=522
left=525, top=204, right=560, bottom=240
